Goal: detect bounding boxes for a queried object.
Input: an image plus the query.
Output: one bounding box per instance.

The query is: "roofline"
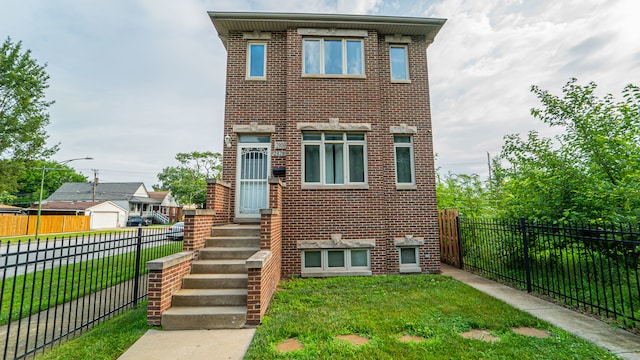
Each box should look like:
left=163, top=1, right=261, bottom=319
left=208, top=11, right=446, bottom=48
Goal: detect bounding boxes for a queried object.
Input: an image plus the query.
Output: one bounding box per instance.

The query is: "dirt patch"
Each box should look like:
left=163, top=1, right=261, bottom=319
left=512, top=327, right=550, bottom=338
left=399, top=335, right=424, bottom=342
left=276, top=338, right=304, bottom=352
left=336, top=334, right=370, bottom=345
left=460, top=329, right=500, bottom=342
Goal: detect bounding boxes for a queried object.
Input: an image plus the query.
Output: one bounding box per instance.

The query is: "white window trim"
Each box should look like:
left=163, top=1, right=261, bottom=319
left=390, top=44, right=410, bottom=83
left=246, top=41, right=267, bottom=81
left=301, top=132, right=368, bottom=188
left=394, top=135, right=416, bottom=188
left=301, top=249, right=372, bottom=277
left=302, top=38, right=365, bottom=78
left=398, top=247, right=421, bottom=273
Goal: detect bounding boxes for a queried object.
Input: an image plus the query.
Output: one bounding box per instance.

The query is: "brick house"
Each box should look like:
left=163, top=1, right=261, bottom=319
left=147, top=12, right=446, bottom=328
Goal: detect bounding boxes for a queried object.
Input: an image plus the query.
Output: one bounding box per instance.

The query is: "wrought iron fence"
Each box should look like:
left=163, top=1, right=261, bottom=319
left=458, top=217, right=640, bottom=331
left=0, top=227, right=183, bottom=360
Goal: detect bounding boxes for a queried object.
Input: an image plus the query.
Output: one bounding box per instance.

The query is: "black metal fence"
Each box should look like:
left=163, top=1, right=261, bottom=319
left=0, top=227, right=183, bottom=360
left=458, top=217, right=640, bottom=331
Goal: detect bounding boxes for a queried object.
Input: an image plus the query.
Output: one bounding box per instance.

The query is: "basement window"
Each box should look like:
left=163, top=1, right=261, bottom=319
left=302, top=249, right=370, bottom=276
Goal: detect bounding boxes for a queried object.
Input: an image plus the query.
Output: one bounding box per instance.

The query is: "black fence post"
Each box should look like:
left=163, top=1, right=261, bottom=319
left=455, top=215, right=464, bottom=269
left=520, top=217, right=532, bottom=293
left=133, top=226, right=143, bottom=308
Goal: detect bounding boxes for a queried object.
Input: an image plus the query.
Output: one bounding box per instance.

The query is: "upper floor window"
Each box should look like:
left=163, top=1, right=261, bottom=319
left=246, top=42, right=266, bottom=80
left=303, top=38, right=364, bottom=76
left=394, top=135, right=415, bottom=185
left=390, top=45, right=409, bottom=81
left=302, top=132, right=367, bottom=185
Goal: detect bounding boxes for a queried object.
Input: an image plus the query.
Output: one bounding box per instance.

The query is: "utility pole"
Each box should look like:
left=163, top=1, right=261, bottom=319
left=487, top=152, right=492, bottom=189
left=92, top=169, right=99, bottom=202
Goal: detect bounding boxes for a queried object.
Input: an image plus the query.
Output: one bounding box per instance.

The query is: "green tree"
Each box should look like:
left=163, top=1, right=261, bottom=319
left=437, top=172, right=494, bottom=217
left=0, top=37, right=58, bottom=193
left=495, top=78, right=640, bottom=222
left=8, top=160, right=88, bottom=206
left=154, top=151, right=222, bottom=207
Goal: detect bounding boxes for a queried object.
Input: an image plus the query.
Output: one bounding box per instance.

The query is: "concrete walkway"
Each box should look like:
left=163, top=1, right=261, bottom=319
left=118, top=328, right=256, bottom=360
left=441, top=264, right=640, bottom=360
left=119, top=266, right=640, bottom=360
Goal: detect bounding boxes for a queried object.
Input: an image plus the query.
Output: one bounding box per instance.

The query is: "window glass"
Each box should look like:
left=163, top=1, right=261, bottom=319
left=239, top=135, right=271, bottom=143
left=348, top=145, right=365, bottom=183
left=400, top=248, right=417, bottom=264
left=303, top=38, right=363, bottom=75
left=304, top=251, right=322, bottom=268
left=390, top=46, right=408, bottom=80
left=302, top=132, right=367, bottom=185
left=325, top=133, right=343, bottom=141
left=324, top=40, right=343, bottom=74
left=304, top=145, right=321, bottom=183
left=394, top=135, right=414, bottom=185
left=346, top=40, right=363, bottom=75
left=303, top=133, right=322, bottom=141
left=328, top=250, right=345, bottom=267
left=325, top=144, right=344, bottom=184
left=304, top=40, right=321, bottom=74
left=248, top=43, right=265, bottom=78
left=351, top=250, right=368, bottom=267
left=395, top=146, right=412, bottom=183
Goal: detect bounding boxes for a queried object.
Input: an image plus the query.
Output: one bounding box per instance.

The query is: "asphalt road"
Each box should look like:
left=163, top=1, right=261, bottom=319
left=0, top=228, right=172, bottom=279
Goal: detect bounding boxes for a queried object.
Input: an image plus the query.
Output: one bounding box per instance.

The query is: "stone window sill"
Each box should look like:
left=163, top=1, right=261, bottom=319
left=302, top=184, right=369, bottom=190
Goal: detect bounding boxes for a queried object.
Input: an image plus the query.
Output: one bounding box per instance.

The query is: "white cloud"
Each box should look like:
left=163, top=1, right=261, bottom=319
left=1, top=0, right=638, bottom=186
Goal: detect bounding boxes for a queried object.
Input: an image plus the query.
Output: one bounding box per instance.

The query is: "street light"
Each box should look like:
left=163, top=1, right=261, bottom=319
left=35, top=157, right=94, bottom=238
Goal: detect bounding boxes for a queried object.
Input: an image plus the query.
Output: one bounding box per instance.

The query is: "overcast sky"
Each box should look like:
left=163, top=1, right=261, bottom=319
left=1, top=0, right=638, bottom=189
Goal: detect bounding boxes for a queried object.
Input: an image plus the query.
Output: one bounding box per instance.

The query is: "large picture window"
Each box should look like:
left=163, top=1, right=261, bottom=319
left=303, top=132, right=367, bottom=185
left=303, top=38, right=364, bottom=76
left=246, top=42, right=266, bottom=79
left=394, top=135, right=415, bottom=185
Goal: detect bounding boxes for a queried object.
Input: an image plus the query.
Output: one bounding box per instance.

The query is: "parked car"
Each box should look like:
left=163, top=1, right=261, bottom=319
left=166, top=222, right=184, bottom=240
left=126, top=216, right=151, bottom=227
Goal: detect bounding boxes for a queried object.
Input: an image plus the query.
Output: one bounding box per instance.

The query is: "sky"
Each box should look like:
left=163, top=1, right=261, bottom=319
left=1, top=0, right=639, bottom=189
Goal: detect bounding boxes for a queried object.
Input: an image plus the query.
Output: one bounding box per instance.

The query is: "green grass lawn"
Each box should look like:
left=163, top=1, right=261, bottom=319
left=35, top=303, right=153, bottom=360
left=245, top=275, right=618, bottom=359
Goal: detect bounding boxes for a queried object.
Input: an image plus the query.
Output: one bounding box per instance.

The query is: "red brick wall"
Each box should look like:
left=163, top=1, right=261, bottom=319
left=183, top=209, right=216, bottom=256
left=147, top=254, right=193, bottom=325
left=222, top=28, right=440, bottom=277
left=246, top=181, right=282, bottom=325
left=206, top=180, right=231, bottom=225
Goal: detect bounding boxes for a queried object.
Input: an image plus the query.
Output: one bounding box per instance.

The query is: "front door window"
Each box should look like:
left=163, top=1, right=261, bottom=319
left=236, top=137, right=271, bottom=218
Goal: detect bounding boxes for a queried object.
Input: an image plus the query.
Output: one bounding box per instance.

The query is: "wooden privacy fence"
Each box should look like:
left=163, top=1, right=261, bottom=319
left=0, top=215, right=90, bottom=237
left=438, top=209, right=462, bottom=268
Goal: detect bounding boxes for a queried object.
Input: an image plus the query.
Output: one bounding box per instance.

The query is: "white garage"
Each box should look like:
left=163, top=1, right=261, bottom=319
left=87, top=202, right=127, bottom=229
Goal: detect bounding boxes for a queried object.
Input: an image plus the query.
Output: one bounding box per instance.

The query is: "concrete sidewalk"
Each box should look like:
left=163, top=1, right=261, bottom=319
left=441, top=264, right=640, bottom=360
left=118, top=328, right=256, bottom=360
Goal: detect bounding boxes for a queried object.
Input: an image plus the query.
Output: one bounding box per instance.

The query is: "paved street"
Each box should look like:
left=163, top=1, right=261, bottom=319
left=0, top=228, right=169, bottom=278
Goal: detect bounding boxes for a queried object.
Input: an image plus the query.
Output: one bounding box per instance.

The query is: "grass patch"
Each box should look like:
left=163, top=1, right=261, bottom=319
left=0, top=242, right=182, bottom=325
left=36, top=302, right=153, bottom=360
left=246, top=275, right=618, bottom=359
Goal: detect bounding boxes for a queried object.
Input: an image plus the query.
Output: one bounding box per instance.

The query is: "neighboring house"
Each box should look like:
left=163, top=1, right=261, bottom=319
left=47, top=182, right=162, bottom=220
left=149, top=191, right=182, bottom=222
left=26, top=201, right=127, bottom=229
left=210, top=12, right=445, bottom=276
left=0, top=204, right=23, bottom=215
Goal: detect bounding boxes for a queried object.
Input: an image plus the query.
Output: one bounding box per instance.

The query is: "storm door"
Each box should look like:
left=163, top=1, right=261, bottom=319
left=235, top=135, right=271, bottom=219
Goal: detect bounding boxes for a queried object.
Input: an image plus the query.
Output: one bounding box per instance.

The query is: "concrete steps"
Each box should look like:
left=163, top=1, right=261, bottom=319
left=161, top=224, right=260, bottom=330
left=161, top=306, right=247, bottom=330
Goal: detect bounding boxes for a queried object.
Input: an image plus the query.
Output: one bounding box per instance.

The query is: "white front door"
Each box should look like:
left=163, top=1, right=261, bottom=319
left=235, top=140, right=271, bottom=219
